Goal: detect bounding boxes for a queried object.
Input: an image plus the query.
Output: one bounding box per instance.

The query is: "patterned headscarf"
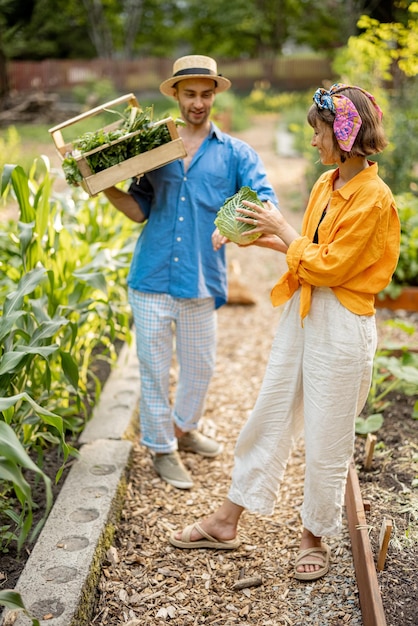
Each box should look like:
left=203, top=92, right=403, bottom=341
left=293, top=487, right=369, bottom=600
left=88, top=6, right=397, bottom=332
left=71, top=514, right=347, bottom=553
left=313, top=83, right=383, bottom=151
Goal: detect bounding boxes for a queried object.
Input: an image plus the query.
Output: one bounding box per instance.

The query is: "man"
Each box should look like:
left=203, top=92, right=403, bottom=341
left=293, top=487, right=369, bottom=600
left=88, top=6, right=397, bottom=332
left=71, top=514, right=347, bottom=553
left=104, top=55, right=278, bottom=489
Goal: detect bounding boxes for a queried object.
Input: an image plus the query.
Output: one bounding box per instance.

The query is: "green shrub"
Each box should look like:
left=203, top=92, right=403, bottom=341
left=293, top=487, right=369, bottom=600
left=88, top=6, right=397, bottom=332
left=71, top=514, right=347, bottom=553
left=380, top=193, right=418, bottom=298
left=72, top=78, right=118, bottom=108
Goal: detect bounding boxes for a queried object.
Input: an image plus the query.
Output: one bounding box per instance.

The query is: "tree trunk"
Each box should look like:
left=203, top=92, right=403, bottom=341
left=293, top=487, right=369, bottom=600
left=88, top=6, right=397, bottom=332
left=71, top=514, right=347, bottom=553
left=81, top=0, right=115, bottom=58
left=0, top=32, right=10, bottom=100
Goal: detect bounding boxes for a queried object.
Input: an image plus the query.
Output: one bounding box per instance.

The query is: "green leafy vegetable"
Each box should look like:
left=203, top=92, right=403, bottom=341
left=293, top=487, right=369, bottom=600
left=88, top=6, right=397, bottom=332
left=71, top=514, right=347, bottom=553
left=62, top=105, right=179, bottom=186
left=62, top=155, right=83, bottom=185
left=215, top=186, right=263, bottom=245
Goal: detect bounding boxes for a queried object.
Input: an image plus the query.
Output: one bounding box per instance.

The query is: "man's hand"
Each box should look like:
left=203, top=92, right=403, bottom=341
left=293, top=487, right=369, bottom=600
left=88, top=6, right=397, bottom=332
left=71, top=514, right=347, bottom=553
left=212, top=227, right=230, bottom=251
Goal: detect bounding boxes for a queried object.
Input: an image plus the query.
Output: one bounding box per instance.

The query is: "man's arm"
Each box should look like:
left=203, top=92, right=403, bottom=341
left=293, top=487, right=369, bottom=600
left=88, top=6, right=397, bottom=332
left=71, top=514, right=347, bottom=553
left=103, top=186, right=146, bottom=223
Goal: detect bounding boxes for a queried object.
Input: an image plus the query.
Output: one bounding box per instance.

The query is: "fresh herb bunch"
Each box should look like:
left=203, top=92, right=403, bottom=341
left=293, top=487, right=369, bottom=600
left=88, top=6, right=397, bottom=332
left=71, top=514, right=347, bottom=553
left=62, top=105, right=175, bottom=186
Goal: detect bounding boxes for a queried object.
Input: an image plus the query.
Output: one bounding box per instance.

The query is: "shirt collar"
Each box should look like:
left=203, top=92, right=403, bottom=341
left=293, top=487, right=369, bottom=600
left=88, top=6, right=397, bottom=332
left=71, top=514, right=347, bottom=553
left=209, top=121, right=225, bottom=142
left=334, top=161, right=379, bottom=200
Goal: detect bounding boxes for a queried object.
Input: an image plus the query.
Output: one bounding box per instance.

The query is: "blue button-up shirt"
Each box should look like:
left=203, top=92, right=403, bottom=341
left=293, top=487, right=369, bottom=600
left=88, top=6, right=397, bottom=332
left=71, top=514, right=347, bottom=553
left=128, top=123, right=278, bottom=308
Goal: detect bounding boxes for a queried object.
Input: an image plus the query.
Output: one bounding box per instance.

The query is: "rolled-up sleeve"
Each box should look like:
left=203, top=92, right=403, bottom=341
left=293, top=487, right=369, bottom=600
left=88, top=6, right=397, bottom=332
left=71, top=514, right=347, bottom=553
left=271, top=163, right=400, bottom=317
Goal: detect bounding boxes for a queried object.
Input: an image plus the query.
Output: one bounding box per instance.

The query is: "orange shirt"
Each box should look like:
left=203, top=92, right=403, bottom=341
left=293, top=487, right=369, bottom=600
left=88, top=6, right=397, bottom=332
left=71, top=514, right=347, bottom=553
left=271, top=162, right=400, bottom=319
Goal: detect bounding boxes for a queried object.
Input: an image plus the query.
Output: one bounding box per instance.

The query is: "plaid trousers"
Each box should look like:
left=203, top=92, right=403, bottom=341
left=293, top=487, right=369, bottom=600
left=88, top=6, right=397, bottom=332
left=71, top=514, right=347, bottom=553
left=128, top=289, right=217, bottom=453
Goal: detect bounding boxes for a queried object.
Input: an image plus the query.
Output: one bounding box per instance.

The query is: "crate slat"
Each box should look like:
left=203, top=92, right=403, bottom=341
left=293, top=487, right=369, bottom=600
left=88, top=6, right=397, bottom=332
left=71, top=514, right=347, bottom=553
left=80, top=138, right=186, bottom=196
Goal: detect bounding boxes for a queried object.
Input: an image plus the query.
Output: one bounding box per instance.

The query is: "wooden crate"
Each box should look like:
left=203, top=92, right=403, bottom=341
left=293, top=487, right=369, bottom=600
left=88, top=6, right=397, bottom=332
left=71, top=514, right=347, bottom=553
left=49, top=93, right=187, bottom=196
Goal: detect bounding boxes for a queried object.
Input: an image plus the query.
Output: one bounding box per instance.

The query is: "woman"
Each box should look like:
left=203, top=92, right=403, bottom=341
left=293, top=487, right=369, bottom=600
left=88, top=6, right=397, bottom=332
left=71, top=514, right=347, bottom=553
left=169, top=84, right=400, bottom=581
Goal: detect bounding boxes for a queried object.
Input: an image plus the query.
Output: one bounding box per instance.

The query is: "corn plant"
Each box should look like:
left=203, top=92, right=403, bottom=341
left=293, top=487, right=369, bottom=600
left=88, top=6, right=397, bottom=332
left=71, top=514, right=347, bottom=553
left=0, top=420, right=52, bottom=551
left=0, top=156, right=137, bottom=551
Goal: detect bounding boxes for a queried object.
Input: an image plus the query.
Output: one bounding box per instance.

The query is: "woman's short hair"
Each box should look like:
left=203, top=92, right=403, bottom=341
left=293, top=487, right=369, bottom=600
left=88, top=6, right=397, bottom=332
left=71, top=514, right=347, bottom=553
left=307, top=86, right=388, bottom=160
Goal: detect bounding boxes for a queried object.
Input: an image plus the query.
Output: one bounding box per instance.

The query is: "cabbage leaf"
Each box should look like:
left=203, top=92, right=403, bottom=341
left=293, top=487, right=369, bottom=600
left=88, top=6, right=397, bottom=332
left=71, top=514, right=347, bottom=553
left=214, top=186, right=263, bottom=245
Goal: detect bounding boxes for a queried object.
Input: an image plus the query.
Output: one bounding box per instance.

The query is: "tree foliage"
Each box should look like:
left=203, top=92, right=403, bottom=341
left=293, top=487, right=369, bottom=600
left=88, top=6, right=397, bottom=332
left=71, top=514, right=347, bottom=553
left=333, top=2, right=418, bottom=89
left=1, top=0, right=414, bottom=62
left=0, top=0, right=95, bottom=59
left=177, top=0, right=297, bottom=58
left=0, top=0, right=416, bottom=98
left=330, top=2, right=418, bottom=194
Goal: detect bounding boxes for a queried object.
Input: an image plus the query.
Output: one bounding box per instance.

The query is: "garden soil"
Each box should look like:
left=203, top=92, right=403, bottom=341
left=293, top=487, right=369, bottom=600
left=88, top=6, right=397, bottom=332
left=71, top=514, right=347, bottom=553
left=1, top=114, right=417, bottom=625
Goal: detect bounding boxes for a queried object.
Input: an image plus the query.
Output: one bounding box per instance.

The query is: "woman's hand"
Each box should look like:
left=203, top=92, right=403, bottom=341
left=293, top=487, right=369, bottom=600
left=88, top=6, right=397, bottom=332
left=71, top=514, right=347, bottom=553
left=237, top=200, right=299, bottom=247
left=248, top=233, right=288, bottom=253
left=212, top=227, right=230, bottom=251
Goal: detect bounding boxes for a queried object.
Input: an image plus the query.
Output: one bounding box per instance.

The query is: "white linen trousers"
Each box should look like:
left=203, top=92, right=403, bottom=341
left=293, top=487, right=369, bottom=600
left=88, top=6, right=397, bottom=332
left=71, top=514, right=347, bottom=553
left=228, top=287, right=377, bottom=538
left=128, top=289, right=217, bottom=454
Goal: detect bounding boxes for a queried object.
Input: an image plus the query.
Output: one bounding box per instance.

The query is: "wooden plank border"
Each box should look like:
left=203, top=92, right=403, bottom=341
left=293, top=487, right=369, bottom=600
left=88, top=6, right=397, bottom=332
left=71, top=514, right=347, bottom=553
left=345, top=459, right=387, bottom=626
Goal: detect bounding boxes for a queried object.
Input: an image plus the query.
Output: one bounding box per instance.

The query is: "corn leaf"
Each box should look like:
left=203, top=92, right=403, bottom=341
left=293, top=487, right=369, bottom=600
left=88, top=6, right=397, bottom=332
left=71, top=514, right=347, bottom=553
left=0, top=590, right=41, bottom=625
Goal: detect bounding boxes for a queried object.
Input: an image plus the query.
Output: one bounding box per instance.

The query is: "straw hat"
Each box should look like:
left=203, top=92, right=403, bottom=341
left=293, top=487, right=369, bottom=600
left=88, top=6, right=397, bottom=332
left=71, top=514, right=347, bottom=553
left=159, top=55, right=231, bottom=97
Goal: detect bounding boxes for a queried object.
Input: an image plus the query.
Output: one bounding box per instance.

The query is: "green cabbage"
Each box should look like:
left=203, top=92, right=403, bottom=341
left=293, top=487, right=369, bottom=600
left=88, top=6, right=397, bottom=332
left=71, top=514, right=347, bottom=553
left=214, top=186, right=263, bottom=245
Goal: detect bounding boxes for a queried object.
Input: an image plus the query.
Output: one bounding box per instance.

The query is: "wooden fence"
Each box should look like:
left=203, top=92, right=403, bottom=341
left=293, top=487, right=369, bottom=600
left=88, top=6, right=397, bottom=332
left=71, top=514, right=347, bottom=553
left=8, top=56, right=334, bottom=96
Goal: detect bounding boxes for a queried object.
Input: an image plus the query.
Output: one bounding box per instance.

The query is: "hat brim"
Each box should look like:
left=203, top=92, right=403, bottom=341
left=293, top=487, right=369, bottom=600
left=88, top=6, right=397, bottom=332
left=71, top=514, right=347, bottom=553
left=159, top=74, right=231, bottom=97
